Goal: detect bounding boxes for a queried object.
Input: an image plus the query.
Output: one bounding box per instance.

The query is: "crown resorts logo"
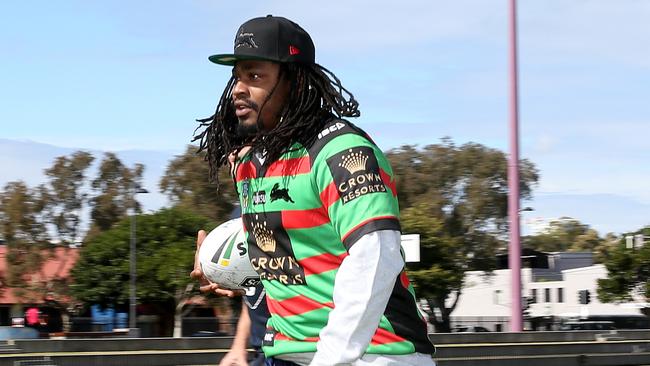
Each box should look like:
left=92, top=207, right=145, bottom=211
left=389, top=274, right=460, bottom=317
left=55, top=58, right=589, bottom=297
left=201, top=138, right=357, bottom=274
left=327, top=146, right=387, bottom=205
left=252, top=215, right=276, bottom=253
left=338, top=149, right=369, bottom=174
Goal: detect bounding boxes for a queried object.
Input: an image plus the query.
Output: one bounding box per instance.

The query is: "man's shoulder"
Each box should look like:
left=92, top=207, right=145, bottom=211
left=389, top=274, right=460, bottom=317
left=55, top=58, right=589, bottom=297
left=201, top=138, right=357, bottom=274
left=308, top=118, right=375, bottom=161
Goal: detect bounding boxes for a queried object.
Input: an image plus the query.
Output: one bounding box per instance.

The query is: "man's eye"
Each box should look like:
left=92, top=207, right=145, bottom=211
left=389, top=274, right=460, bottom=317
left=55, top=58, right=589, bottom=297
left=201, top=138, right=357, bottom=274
left=250, top=73, right=260, bottom=80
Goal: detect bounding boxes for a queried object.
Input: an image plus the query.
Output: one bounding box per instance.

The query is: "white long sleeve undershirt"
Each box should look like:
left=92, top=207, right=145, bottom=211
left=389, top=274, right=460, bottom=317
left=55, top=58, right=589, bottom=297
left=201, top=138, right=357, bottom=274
left=278, top=230, right=435, bottom=366
left=309, top=229, right=403, bottom=365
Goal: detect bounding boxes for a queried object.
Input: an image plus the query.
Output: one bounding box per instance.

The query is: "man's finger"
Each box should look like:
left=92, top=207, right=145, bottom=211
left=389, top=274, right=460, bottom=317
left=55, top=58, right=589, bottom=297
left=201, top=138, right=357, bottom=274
left=190, top=268, right=203, bottom=280
left=199, top=283, right=245, bottom=297
left=192, top=230, right=208, bottom=279
left=196, top=229, right=207, bottom=248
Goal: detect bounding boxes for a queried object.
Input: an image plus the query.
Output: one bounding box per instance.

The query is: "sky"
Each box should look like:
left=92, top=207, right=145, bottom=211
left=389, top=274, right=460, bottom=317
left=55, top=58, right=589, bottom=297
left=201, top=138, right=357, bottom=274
left=1, top=0, right=649, bottom=236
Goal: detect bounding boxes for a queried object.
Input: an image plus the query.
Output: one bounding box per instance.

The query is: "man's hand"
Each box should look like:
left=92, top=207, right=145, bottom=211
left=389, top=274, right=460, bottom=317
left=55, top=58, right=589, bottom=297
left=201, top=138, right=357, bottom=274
left=190, top=229, right=245, bottom=297
left=218, top=348, right=249, bottom=366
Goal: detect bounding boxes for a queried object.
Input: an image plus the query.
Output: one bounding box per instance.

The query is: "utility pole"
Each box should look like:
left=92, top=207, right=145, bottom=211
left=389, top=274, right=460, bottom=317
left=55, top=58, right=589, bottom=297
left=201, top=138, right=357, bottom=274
left=508, top=0, right=523, bottom=332
left=130, top=185, right=148, bottom=334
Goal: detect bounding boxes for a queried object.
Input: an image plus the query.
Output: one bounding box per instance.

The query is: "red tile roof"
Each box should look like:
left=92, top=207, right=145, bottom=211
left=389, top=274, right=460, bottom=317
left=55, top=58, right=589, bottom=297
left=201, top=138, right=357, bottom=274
left=0, top=246, right=79, bottom=304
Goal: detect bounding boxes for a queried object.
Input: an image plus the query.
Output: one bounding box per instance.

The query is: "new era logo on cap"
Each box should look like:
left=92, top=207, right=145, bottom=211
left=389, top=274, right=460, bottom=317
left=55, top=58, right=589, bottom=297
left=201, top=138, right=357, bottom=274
left=289, top=45, right=300, bottom=56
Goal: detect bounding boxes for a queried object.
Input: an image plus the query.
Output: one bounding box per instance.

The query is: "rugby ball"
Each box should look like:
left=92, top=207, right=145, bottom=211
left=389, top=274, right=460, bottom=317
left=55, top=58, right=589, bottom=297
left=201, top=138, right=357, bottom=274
left=198, top=218, right=260, bottom=290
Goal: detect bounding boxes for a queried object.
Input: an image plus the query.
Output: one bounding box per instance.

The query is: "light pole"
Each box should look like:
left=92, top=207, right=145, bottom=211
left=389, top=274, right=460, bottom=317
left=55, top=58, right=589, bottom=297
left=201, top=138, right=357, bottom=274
left=508, top=0, right=523, bottom=332
left=130, top=185, right=148, bottom=334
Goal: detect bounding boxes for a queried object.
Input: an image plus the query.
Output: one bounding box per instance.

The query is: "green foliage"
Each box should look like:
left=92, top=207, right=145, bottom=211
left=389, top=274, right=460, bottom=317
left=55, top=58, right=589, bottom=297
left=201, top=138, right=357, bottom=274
left=1, top=150, right=94, bottom=305
left=43, top=151, right=94, bottom=245
left=403, top=203, right=463, bottom=299
left=70, top=207, right=215, bottom=308
left=593, top=233, right=620, bottom=264
left=597, top=227, right=650, bottom=303
left=89, top=152, right=144, bottom=232
left=0, top=181, right=49, bottom=296
left=388, top=139, right=539, bottom=332
left=523, top=217, right=605, bottom=253
left=387, top=139, right=539, bottom=234
left=159, top=145, right=237, bottom=222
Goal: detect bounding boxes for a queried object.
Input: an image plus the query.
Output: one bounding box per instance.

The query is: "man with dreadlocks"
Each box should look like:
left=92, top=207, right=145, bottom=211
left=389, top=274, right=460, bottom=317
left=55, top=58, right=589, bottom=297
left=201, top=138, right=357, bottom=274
left=192, top=15, right=436, bottom=366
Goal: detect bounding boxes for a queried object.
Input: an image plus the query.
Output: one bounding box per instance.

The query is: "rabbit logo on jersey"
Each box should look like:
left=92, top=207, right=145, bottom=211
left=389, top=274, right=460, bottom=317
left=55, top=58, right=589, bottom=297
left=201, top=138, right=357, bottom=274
left=327, top=146, right=386, bottom=204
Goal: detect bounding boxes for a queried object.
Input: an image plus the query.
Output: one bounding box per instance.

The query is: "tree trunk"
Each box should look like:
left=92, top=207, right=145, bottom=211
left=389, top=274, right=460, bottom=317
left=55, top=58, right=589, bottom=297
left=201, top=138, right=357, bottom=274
left=172, top=285, right=195, bottom=338
left=173, top=310, right=183, bottom=338
left=428, top=297, right=452, bottom=333
left=61, top=313, right=71, bottom=333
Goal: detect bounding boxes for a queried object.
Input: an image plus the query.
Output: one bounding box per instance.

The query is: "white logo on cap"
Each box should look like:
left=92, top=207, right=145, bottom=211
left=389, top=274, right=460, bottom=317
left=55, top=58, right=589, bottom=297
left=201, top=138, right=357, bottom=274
left=235, top=31, right=258, bottom=49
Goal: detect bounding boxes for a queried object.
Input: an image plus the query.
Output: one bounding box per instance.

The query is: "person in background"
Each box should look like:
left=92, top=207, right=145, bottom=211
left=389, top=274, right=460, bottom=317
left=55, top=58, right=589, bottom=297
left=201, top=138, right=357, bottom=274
left=25, top=307, right=39, bottom=327
left=218, top=284, right=268, bottom=366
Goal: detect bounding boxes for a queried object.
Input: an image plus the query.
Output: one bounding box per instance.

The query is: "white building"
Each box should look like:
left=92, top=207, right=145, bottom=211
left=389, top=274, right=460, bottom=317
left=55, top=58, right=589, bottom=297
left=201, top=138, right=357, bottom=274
left=450, top=251, right=647, bottom=331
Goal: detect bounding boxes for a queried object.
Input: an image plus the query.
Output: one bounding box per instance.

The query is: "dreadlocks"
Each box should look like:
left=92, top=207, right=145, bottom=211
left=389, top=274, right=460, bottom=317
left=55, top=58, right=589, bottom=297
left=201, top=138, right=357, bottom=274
left=193, top=63, right=360, bottom=186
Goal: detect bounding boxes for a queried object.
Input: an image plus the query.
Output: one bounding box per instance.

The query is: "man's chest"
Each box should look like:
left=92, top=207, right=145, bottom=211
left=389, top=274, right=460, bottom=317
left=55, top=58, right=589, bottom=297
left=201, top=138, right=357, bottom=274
left=235, top=152, right=319, bottom=213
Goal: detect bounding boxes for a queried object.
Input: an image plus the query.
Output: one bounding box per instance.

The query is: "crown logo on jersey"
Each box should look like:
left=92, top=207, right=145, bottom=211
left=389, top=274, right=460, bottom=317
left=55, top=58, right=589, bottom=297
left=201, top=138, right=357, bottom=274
left=253, top=216, right=276, bottom=253
left=338, top=149, right=369, bottom=174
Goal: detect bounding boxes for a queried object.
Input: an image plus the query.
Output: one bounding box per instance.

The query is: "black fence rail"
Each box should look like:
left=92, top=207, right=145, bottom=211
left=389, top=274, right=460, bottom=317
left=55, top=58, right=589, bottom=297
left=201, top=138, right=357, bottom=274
left=0, top=330, right=648, bottom=366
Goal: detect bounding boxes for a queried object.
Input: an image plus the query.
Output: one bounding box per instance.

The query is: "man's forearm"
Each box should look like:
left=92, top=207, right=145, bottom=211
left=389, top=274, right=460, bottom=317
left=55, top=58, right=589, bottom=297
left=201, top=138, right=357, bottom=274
left=309, top=230, right=404, bottom=366
left=232, top=302, right=252, bottom=350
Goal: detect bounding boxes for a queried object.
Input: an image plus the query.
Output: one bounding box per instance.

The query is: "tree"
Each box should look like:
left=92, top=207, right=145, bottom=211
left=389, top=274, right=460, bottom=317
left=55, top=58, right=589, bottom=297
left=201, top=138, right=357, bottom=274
left=593, top=233, right=620, bottom=264
left=387, top=140, right=538, bottom=234
left=522, top=217, right=604, bottom=253
left=387, top=139, right=539, bottom=332
left=402, top=203, right=463, bottom=333
left=39, top=151, right=95, bottom=330
left=89, top=152, right=144, bottom=234
left=159, top=145, right=237, bottom=223
left=70, top=207, right=215, bottom=336
left=0, top=181, right=49, bottom=301
left=42, top=151, right=94, bottom=246
left=597, top=227, right=650, bottom=304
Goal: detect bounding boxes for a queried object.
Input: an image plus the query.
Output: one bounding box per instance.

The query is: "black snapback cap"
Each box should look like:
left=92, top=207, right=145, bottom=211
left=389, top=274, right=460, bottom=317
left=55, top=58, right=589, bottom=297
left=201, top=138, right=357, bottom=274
left=209, top=15, right=315, bottom=66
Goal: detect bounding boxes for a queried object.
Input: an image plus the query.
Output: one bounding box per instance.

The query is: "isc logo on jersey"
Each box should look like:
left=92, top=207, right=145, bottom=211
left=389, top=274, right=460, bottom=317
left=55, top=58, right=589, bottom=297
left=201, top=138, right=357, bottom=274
left=198, top=218, right=260, bottom=290
left=317, top=122, right=345, bottom=139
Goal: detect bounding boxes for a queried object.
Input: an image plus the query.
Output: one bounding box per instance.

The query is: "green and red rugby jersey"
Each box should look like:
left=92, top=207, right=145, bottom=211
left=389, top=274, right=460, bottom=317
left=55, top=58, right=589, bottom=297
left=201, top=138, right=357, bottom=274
left=234, top=119, right=435, bottom=357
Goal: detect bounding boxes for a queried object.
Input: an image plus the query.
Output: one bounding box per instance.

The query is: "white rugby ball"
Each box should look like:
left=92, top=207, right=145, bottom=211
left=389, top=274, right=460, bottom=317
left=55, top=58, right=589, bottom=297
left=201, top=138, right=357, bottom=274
left=198, top=218, right=260, bottom=290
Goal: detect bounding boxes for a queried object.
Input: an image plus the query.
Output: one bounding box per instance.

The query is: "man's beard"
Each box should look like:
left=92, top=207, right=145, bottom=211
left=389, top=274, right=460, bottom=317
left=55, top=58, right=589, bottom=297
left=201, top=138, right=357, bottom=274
left=236, top=121, right=259, bottom=138
left=234, top=98, right=261, bottom=138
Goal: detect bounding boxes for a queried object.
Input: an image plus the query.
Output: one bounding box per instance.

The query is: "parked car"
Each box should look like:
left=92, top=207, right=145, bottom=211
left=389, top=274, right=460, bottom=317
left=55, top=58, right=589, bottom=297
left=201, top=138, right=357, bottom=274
left=453, top=326, right=490, bottom=333
left=559, top=321, right=615, bottom=331
left=190, top=330, right=228, bottom=337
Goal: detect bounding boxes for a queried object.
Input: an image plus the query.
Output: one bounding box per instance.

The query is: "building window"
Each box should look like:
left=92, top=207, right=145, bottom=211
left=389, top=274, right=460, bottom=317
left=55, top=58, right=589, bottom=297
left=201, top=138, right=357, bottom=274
left=544, top=288, right=551, bottom=303
left=557, top=288, right=564, bottom=303
left=494, top=290, right=502, bottom=304
left=531, top=289, right=537, bottom=303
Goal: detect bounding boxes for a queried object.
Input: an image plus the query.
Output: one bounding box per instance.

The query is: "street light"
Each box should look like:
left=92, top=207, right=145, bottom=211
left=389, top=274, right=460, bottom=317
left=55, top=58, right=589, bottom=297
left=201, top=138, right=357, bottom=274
left=130, top=185, right=148, bottom=334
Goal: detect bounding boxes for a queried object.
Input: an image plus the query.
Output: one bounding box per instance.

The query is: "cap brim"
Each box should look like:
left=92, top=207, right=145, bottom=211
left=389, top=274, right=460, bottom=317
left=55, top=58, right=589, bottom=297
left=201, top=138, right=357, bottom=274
left=208, top=53, right=277, bottom=66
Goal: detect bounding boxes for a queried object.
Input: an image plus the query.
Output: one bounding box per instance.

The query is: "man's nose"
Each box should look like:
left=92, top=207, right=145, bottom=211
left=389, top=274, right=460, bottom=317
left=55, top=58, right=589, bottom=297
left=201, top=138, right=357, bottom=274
left=232, top=79, right=249, bottom=99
